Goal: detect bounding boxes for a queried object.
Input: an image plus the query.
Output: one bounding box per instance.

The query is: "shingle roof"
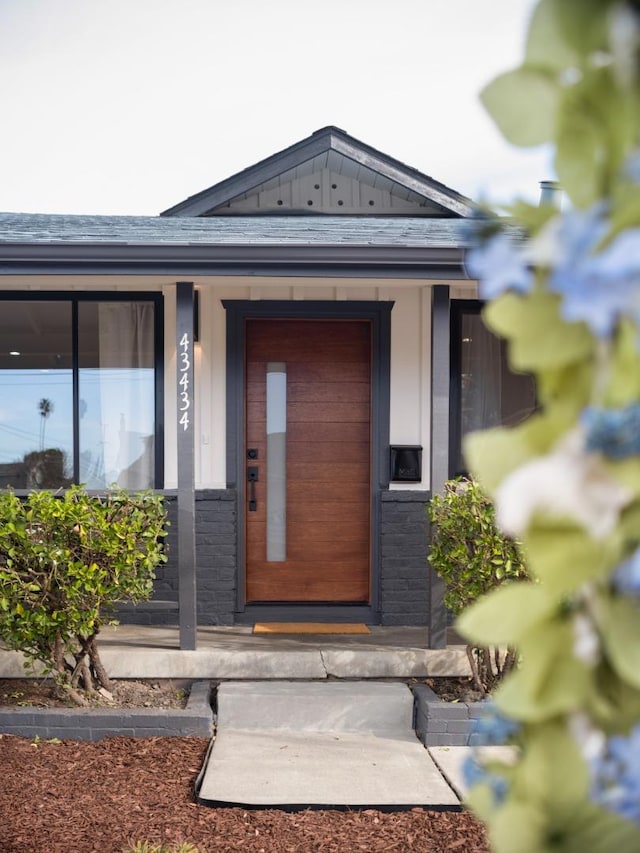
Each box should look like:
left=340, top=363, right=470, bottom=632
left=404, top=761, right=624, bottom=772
left=0, top=212, right=470, bottom=248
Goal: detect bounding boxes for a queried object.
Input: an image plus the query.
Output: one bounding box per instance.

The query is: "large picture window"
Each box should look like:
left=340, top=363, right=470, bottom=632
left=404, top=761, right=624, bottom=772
left=0, top=294, right=163, bottom=490
left=450, top=300, right=536, bottom=478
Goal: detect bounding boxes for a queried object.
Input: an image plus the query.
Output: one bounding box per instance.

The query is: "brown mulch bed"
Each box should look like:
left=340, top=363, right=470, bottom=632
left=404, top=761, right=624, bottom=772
left=421, top=677, right=485, bottom=704
left=0, top=735, right=489, bottom=853
left=0, top=678, right=188, bottom=709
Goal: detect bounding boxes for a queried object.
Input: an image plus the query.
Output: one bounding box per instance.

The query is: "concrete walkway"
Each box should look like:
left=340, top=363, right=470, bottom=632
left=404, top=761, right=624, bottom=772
left=198, top=681, right=462, bottom=808
left=0, top=625, right=470, bottom=680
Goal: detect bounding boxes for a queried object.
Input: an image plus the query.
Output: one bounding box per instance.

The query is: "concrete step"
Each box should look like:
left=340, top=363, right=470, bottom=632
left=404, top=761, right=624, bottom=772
left=197, top=680, right=461, bottom=808
left=217, top=680, right=414, bottom=733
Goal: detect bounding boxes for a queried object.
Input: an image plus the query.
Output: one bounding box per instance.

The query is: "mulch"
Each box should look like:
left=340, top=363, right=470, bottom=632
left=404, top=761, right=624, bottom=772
left=0, top=735, right=489, bottom=852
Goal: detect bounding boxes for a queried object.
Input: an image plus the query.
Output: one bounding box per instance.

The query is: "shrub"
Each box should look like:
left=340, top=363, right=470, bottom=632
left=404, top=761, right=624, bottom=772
left=0, top=485, right=167, bottom=705
left=428, top=477, right=527, bottom=694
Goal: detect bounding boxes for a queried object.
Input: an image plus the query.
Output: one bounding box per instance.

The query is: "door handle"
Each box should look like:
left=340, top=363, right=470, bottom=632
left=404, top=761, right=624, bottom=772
left=247, top=466, right=259, bottom=511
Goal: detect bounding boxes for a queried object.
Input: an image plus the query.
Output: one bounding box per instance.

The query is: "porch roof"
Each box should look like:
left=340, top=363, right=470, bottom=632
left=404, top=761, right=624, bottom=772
left=0, top=212, right=469, bottom=247
left=0, top=212, right=476, bottom=278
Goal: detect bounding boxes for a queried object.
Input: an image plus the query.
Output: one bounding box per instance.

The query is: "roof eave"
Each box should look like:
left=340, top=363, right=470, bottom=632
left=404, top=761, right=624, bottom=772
left=0, top=241, right=468, bottom=279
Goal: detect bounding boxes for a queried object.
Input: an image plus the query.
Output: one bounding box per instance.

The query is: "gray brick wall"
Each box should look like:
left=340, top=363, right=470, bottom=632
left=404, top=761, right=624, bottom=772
left=119, top=490, right=237, bottom=626
left=0, top=681, right=213, bottom=741
left=413, top=683, right=484, bottom=746
left=195, top=490, right=237, bottom=625
left=380, top=490, right=430, bottom=626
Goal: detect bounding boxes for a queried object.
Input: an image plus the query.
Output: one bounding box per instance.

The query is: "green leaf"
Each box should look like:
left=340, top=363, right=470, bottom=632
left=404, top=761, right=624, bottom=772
left=457, top=583, right=553, bottom=647
left=464, top=409, right=573, bottom=494
left=600, top=596, right=640, bottom=689
left=525, top=0, right=581, bottom=72
left=555, top=68, right=639, bottom=207
left=495, top=621, right=592, bottom=721
left=488, top=800, right=545, bottom=853
left=555, top=800, right=640, bottom=853
left=522, top=521, right=621, bottom=595
left=484, top=290, right=594, bottom=374
left=550, top=0, right=616, bottom=57
left=604, top=319, right=640, bottom=407
left=515, top=722, right=589, bottom=814
left=480, top=67, right=560, bottom=147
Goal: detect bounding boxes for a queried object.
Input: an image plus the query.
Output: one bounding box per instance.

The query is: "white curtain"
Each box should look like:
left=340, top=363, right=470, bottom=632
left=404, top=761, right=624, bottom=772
left=96, top=303, right=155, bottom=489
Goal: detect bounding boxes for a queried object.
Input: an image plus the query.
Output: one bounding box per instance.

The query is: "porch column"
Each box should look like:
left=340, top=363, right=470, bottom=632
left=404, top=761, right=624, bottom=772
left=176, top=281, right=197, bottom=650
left=429, top=285, right=450, bottom=649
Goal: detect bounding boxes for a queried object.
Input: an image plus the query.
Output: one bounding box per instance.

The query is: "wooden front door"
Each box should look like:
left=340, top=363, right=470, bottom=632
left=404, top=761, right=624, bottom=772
left=245, top=318, right=371, bottom=602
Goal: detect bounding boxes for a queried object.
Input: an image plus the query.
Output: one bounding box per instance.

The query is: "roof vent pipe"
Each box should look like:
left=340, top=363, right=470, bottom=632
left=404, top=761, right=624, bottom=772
left=539, top=180, right=563, bottom=208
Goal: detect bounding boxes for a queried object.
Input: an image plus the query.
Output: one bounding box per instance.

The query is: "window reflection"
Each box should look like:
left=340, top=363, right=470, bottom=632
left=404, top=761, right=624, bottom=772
left=79, top=303, right=155, bottom=489
left=453, top=308, right=536, bottom=477
left=0, top=298, right=158, bottom=490
left=0, top=302, right=73, bottom=488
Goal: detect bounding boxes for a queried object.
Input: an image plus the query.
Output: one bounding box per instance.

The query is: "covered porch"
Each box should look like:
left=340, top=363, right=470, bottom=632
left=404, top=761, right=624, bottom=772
left=0, top=625, right=470, bottom=680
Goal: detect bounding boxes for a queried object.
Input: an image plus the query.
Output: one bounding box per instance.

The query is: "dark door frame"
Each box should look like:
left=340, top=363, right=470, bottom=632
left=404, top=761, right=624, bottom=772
left=223, top=300, right=393, bottom=624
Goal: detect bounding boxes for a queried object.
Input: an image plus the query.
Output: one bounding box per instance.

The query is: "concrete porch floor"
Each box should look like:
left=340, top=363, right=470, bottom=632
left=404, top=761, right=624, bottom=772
left=0, top=625, right=471, bottom=680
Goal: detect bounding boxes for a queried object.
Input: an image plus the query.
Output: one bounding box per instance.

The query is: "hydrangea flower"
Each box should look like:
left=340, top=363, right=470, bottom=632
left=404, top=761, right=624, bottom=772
left=494, top=429, right=632, bottom=539
left=581, top=404, right=640, bottom=459
left=612, top=548, right=640, bottom=596
left=625, top=149, right=640, bottom=183
left=589, top=723, right=640, bottom=825
left=471, top=703, right=521, bottom=746
left=573, top=612, right=600, bottom=666
left=540, top=206, right=640, bottom=338
left=462, top=754, right=509, bottom=805
left=465, top=232, right=533, bottom=300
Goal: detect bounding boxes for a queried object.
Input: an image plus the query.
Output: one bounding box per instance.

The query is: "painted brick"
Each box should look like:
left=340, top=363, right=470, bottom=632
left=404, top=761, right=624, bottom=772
left=447, top=720, right=474, bottom=734
left=424, top=719, right=448, bottom=733
left=0, top=682, right=213, bottom=741
left=433, top=704, right=470, bottom=720
left=428, top=733, right=469, bottom=746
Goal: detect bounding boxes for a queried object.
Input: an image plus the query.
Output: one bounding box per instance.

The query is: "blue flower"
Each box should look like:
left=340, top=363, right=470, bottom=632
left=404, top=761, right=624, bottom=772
left=589, top=723, right=640, bottom=825
left=625, top=150, right=640, bottom=183
left=546, top=207, right=640, bottom=338
left=471, top=703, right=521, bottom=746
left=465, top=233, right=533, bottom=300
left=612, top=548, right=640, bottom=596
left=462, top=755, right=509, bottom=804
left=581, top=404, right=640, bottom=459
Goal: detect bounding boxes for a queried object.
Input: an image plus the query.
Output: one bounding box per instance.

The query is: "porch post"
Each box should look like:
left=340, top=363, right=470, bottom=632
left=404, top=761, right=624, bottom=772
left=429, top=285, right=450, bottom=649
left=176, top=281, right=197, bottom=650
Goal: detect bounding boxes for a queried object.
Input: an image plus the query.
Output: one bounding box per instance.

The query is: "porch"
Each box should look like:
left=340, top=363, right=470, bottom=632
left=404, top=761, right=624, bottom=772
left=0, top=625, right=470, bottom=680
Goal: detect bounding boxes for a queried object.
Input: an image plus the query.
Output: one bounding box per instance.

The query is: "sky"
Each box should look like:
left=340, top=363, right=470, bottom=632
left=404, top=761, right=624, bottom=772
left=0, top=0, right=553, bottom=217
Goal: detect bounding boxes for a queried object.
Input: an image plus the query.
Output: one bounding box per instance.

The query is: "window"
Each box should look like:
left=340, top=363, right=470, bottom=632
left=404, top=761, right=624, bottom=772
left=450, top=300, right=536, bottom=477
left=0, top=294, right=163, bottom=489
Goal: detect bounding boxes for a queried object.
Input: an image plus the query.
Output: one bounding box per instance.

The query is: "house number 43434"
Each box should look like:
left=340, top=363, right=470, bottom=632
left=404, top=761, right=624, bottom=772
left=179, top=332, right=191, bottom=431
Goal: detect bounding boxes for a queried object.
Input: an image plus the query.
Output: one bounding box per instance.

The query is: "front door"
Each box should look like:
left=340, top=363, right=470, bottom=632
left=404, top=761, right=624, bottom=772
left=245, top=318, right=371, bottom=602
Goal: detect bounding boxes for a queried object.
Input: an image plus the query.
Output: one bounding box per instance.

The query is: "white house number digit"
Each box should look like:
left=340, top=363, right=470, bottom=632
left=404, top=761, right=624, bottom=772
left=179, top=332, right=191, bottom=431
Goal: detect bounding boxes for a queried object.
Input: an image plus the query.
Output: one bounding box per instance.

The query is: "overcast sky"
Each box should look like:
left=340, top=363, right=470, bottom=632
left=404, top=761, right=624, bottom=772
left=1, top=0, right=552, bottom=216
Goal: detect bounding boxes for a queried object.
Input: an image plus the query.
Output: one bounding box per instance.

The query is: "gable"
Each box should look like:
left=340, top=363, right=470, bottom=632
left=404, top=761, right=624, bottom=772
left=209, top=154, right=448, bottom=216
left=161, top=126, right=475, bottom=218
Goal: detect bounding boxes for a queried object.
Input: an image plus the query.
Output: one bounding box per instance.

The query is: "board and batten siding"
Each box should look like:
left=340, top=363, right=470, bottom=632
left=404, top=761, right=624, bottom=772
left=162, top=277, right=477, bottom=490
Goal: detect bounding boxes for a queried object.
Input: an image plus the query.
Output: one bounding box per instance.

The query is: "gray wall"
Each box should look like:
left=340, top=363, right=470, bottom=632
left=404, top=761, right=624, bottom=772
left=380, top=490, right=430, bottom=626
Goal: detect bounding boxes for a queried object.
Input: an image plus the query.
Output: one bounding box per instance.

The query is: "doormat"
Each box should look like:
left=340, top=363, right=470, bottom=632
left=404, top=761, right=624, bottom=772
left=253, top=622, right=371, bottom=635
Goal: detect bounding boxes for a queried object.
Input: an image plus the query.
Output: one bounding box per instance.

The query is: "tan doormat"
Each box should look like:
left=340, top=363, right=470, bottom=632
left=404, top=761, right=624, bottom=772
left=253, top=622, right=371, bottom=635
